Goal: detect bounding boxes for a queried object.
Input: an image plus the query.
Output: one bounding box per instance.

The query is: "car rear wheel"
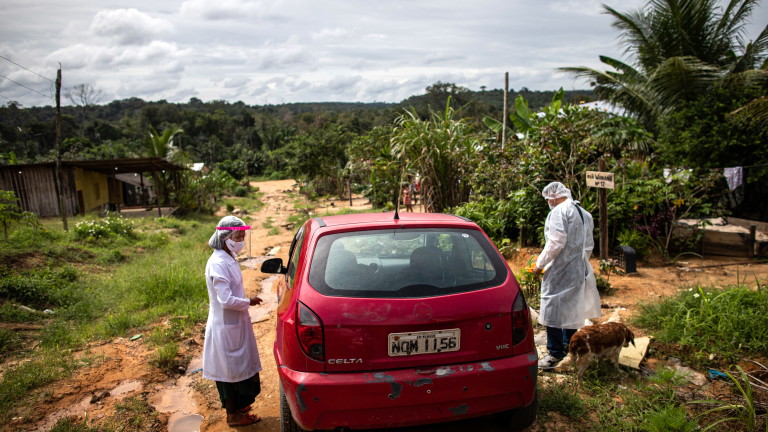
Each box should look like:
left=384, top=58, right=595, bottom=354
left=280, top=383, right=309, bottom=432
left=496, top=389, right=537, bottom=431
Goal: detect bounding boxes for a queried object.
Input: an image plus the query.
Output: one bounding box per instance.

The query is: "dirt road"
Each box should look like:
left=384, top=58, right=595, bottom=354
left=14, top=179, right=768, bottom=432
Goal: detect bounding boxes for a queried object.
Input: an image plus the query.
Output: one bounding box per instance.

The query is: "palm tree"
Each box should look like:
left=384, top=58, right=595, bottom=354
left=145, top=125, right=183, bottom=160
left=145, top=125, right=184, bottom=206
left=560, top=0, right=768, bottom=129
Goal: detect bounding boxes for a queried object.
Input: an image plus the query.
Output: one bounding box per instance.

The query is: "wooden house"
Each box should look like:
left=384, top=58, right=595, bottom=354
left=0, top=158, right=187, bottom=217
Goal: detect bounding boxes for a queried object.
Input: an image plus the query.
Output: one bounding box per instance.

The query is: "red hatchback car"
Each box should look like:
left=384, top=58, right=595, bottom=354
left=261, top=212, right=537, bottom=431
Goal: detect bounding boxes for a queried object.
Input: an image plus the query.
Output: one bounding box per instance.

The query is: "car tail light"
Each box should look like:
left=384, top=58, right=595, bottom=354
left=511, top=292, right=531, bottom=346
left=297, top=302, right=324, bottom=361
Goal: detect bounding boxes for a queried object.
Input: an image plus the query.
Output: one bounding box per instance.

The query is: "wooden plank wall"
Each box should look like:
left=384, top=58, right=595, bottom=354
left=702, top=231, right=751, bottom=257
left=0, top=166, right=79, bottom=217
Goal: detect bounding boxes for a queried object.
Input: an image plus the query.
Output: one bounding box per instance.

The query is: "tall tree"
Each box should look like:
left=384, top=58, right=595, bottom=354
left=560, top=0, right=768, bottom=129
left=65, top=83, right=104, bottom=138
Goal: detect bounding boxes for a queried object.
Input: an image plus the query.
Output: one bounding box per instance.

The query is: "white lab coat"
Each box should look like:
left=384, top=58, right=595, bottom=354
left=202, top=249, right=262, bottom=382
left=535, top=199, right=600, bottom=329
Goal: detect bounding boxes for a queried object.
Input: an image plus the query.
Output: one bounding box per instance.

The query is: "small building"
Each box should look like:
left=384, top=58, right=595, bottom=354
left=0, top=157, right=187, bottom=217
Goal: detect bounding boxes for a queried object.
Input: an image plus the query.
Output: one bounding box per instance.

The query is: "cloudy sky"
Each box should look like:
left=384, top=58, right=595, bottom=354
left=1, top=0, right=765, bottom=107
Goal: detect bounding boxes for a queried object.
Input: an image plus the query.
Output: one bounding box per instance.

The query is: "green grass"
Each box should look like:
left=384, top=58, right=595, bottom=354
left=0, top=302, right=44, bottom=323
left=47, top=395, right=164, bottom=432
left=633, top=282, right=768, bottom=365
left=0, top=213, right=217, bottom=422
left=0, top=352, right=90, bottom=419
left=219, top=194, right=265, bottom=215
left=48, top=417, right=101, bottom=432
left=537, top=384, right=586, bottom=420
left=533, top=280, right=768, bottom=431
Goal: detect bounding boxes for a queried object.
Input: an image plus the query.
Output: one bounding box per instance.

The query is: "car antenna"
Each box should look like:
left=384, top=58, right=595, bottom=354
left=394, top=164, right=407, bottom=220
left=394, top=181, right=401, bottom=220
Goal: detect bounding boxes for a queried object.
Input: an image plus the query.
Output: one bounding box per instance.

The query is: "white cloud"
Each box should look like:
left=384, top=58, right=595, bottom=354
left=89, top=8, right=173, bottom=46
left=0, top=0, right=764, bottom=107
left=179, top=0, right=276, bottom=21
left=311, top=27, right=348, bottom=40
left=222, top=76, right=250, bottom=88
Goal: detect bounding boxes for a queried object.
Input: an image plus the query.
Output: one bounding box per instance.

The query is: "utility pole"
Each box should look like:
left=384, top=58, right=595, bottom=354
left=55, top=66, right=68, bottom=231
left=502, top=72, right=508, bottom=150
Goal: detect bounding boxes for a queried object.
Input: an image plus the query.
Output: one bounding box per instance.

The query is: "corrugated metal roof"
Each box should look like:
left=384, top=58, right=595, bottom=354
left=0, top=157, right=187, bottom=174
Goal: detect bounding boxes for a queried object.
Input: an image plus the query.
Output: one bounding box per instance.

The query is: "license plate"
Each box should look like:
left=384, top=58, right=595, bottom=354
left=388, top=329, right=461, bottom=356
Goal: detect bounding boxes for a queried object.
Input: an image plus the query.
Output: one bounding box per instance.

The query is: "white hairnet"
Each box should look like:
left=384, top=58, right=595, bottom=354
left=542, top=182, right=572, bottom=200
left=208, top=216, right=249, bottom=249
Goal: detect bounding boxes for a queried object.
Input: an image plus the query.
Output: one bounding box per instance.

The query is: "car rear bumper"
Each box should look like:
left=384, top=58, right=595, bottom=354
left=278, top=352, right=538, bottom=430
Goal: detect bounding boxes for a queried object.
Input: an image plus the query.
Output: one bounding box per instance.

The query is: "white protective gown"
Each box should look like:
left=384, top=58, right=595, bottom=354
left=581, top=208, right=602, bottom=319
left=535, top=198, right=601, bottom=329
left=202, top=249, right=262, bottom=382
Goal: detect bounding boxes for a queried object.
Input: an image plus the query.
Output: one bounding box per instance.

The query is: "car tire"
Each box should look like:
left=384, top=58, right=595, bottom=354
left=496, top=390, right=538, bottom=431
left=280, top=383, right=309, bottom=432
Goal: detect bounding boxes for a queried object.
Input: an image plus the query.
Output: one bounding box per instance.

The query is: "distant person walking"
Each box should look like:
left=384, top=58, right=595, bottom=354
left=533, top=182, right=601, bottom=369
left=403, top=187, right=413, bottom=212
left=203, top=216, right=263, bottom=426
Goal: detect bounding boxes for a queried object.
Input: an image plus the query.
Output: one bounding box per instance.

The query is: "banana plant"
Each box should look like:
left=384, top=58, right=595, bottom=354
left=144, top=125, right=184, bottom=206
left=483, top=87, right=566, bottom=140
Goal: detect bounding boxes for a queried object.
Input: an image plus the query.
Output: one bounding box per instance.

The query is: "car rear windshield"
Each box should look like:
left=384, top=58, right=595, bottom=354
left=308, top=228, right=508, bottom=298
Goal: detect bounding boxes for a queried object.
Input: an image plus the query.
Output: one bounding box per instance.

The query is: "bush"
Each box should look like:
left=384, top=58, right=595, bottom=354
left=595, top=273, right=612, bottom=295
left=73, top=215, right=134, bottom=241
left=0, top=328, right=21, bottom=357
left=634, top=284, right=768, bottom=365
left=0, top=267, right=79, bottom=308
left=0, top=190, right=41, bottom=241
left=617, top=228, right=651, bottom=260
left=233, top=185, right=249, bottom=197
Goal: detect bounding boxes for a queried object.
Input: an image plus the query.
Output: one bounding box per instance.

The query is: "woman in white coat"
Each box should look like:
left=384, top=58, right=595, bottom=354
left=533, top=182, right=601, bottom=368
left=203, top=216, right=263, bottom=426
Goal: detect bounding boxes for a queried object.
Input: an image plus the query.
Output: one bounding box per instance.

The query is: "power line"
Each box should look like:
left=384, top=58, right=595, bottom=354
left=0, top=73, right=51, bottom=99
left=0, top=55, right=54, bottom=83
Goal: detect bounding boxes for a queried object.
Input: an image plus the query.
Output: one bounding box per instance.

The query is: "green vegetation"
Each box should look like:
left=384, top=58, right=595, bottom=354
left=0, top=190, right=40, bottom=241
left=0, top=0, right=766, bottom=430
left=531, top=280, right=768, bottom=431
left=48, top=396, right=163, bottom=432
left=633, top=283, right=768, bottom=365
left=0, top=213, right=217, bottom=423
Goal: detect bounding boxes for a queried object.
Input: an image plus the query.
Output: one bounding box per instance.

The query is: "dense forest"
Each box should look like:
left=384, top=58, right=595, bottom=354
left=0, top=84, right=594, bottom=174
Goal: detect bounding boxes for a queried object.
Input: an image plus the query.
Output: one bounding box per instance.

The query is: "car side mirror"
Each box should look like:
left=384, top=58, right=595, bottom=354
left=261, top=257, right=288, bottom=274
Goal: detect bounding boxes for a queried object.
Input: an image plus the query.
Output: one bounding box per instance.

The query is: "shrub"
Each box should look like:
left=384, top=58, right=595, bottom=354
left=634, top=284, right=768, bottom=364
left=73, top=215, right=135, bottom=241
left=233, top=185, right=249, bottom=197
left=0, top=190, right=41, bottom=241
left=0, top=267, right=79, bottom=308
left=0, top=328, right=21, bottom=357
left=617, top=228, right=652, bottom=260
left=640, top=404, right=697, bottom=432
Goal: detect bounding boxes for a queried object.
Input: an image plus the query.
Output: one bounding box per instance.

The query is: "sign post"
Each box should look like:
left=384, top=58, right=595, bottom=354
left=586, top=160, right=614, bottom=260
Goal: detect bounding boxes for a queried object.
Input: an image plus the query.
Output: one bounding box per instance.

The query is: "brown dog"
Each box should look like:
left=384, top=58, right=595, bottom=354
left=557, top=322, right=635, bottom=386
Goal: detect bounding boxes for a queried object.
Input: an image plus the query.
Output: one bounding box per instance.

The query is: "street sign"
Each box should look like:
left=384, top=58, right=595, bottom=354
left=586, top=171, right=615, bottom=189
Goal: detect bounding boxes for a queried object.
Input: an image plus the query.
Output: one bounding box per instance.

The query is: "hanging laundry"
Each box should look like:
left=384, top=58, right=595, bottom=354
left=723, top=166, right=743, bottom=191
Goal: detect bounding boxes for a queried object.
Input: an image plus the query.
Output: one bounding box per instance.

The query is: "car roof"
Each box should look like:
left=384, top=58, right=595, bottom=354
left=309, top=212, right=476, bottom=230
